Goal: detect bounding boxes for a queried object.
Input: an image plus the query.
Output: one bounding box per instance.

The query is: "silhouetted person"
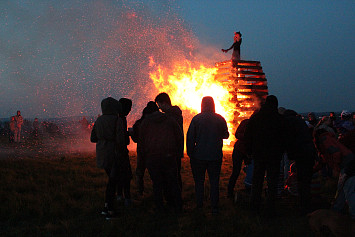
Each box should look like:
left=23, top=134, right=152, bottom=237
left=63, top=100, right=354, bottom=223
left=227, top=119, right=251, bottom=198
left=14, top=110, right=23, bottom=142
left=131, top=101, right=159, bottom=196
left=9, top=116, right=15, bottom=143
left=117, top=98, right=133, bottom=205
left=222, top=31, right=242, bottom=67
left=244, top=95, right=287, bottom=215
left=139, top=108, right=183, bottom=211
left=308, top=112, right=318, bottom=127
left=336, top=110, right=355, bottom=135
left=187, top=96, right=229, bottom=215
left=155, top=92, right=184, bottom=189
left=284, top=109, right=317, bottom=213
left=90, top=97, right=125, bottom=220
left=33, top=118, right=39, bottom=138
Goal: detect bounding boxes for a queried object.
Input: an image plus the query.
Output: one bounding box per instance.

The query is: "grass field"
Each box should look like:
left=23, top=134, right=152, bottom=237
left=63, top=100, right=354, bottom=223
left=0, top=138, right=335, bottom=237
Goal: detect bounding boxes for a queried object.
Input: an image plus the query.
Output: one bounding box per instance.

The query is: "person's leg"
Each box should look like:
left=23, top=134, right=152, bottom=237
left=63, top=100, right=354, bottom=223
left=104, top=168, right=116, bottom=211
left=296, top=157, right=314, bottom=212
left=332, top=170, right=347, bottom=213
left=207, top=159, right=222, bottom=212
left=136, top=153, right=145, bottom=195
left=163, top=159, right=182, bottom=210
left=14, top=129, right=18, bottom=143
left=147, top=161, right=164, bottom=209
left=17, top=127, right=21, bottom=142
left=266, top=158, right=282, bottom=208
left=176, top=156, right=182, bottom=189
left=251, top=159, right=266, bottom=212
left=228, top=149, right=244, bottom=197
left=190, top=158, right=207, bottom=208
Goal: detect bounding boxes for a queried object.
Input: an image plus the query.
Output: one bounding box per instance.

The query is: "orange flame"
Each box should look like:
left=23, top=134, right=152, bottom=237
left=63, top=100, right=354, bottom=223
left=149, top=59, right=237, bottom=144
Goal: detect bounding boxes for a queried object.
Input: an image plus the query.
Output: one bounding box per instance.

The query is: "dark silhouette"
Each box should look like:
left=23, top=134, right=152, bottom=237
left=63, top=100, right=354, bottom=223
left=117, top=98, right=133, bottom=206
left=227, top=119, right=251, bottom=198
left=9, top=116, right=15, bottom=143
left=155, top=92, right=184, bottom=189
left=138, top=109, right=183, bottom=211
left=131, top=101, right=159, bottom=196
left=187, top=96, right=229, bottom=214
left=90, top=97, right=125, bottom=220
left=244, top=95, right=287, bottom=214
left=14, top=110, right=23, bottom=142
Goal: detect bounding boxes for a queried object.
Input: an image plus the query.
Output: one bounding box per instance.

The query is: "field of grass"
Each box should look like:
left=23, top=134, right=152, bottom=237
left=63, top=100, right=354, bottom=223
left=0, top=140, right=334, bottom=237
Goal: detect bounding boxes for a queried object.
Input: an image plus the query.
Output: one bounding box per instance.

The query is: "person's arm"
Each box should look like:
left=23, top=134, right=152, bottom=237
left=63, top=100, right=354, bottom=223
left=172, top=120, right=184, bottom=158
left=116, top=118, right=126, bottom=154
left=186, top=119, right=196, bottom=158
left=90, top=124, right=98, bottom=143
left=235, top=119, right=248, bottom=140
left=221, top=118, right=229, bottom=139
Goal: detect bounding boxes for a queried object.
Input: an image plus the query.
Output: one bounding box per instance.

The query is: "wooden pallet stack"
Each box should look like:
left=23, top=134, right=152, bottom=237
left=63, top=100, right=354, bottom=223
left=215, top=60, right=268, bottom=126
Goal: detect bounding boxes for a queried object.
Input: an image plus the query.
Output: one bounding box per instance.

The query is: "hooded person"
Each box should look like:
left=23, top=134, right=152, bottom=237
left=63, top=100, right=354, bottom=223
left=138, top=106, right=183, bottom=211
left=90, top=97, right=125, bottom=219
left=131, top=101, right=159, bottom=196
left=187, top=96, right=229, bottom=215
left=244, top=95, right=287, bottom=214
left=117, top=98, right=133, bottom=205
left=155, top=93, right=184, bottom=189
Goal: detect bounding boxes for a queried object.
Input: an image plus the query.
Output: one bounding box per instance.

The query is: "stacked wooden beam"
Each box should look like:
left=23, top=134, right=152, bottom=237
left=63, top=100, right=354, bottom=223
left=215, top=60, right=268, bottom=125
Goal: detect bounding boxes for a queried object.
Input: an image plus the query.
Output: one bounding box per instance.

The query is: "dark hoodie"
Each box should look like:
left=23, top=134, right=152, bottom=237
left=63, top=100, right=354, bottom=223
left=138, top=111, right=183, bottom=163
left=244, top=95, right=287, bottom=159
left=164, top=105, right=184, bottom=157
left=90, top=97, right=125, bottom=169
left=186, top=96, right=229, bottom=161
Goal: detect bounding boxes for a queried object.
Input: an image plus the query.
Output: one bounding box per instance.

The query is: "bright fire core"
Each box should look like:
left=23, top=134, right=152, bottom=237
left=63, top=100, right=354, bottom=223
left=149, top=57, right=236, bottom=144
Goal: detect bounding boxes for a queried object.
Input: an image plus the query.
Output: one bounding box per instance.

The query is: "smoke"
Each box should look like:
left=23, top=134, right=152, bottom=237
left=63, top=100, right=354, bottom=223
left=0, top=0, right=223, bottom=123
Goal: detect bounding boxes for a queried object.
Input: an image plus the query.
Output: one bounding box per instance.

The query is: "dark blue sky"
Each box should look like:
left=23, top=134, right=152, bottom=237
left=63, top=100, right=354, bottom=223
left=0, top=0, right=354, bottom=118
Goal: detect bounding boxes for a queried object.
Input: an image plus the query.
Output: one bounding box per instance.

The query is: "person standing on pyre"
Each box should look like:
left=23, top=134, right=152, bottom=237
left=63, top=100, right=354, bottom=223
left=222, top=31, right=242, bottom=67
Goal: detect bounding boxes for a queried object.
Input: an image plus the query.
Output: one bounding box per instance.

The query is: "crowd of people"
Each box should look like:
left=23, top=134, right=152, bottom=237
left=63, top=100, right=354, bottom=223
left=91, top=93, right=355, bottom=220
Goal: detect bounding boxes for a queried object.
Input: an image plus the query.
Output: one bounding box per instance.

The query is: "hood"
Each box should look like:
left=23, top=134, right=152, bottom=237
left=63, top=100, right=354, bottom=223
left=119, top=98, right=132, bottom=117
left=145, top=111, right=168, bottom=123
left=101, top=97, right=121, bottom=115
left=201, top=96, right=215, bottom=113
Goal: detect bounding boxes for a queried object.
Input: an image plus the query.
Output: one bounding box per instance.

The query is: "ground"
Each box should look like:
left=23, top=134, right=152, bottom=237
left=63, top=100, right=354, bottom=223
left=0, top=135, right=336, bottom=237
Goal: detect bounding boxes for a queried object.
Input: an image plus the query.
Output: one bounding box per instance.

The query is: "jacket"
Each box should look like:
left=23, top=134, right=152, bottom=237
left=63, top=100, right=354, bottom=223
left=90, top=97, right=125, bottom=169
left=233, top=119, right=249, bottom=156
left=164, top=105, right=184, bottom=158
left=186, top=98, right=229, bottom=161
left=244, top=104, right=287, bottom=160
left=139, top=111, right=183, bottom=162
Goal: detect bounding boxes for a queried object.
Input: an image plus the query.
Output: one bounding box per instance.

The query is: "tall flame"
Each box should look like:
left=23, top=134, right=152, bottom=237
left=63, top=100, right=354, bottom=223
left=149, top=57, right=236, bottom=144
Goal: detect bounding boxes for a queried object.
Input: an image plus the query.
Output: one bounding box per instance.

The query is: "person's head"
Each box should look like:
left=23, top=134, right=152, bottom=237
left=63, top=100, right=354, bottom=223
left=341, top=110, right=351, bottom=121
left=34, top=118, right=38, bottom=122
left=155, top=92, right=172, bottom=111
left=329, top=112, right=335, bottom=118
left=264, top=95, right=278, bottom=110
left=319, top=116, right=331, bottom=126
left=17, top=110, right=21, bottom=116
left=283, top=109, right=298, bottom=117
left=119, top=98, right=132, bottom=117
left=278, top=107, right=286, bottom=115
left=11, top=116, right=15, bottom=121
left=308, top=112, right=316, bottom=121
left=142, top=101, right=159, bottom=118
left=234, top=31, right=242, bottom=42
left=100, top=97, right=121, bottom=115
left=201, top=96, right=215, bottom=113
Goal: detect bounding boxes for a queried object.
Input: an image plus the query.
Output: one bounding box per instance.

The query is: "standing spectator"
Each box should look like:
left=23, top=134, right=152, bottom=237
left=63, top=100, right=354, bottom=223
left=9, top=116, right=16, bottom=143
left=90, top=97, right=125, bottom=220
left=155, top=93, right=184, bottom=189
left=117, top=98, right=133, bottom=206
left=14, top=110, right=23, bottom=142
left=244, top=95, right=287, bottom=215
left=336, top=110, right=355, bottom=136
left=139, top=108, right=183, bottom=212
left=131, top=101, right=159, bottom=196
left=329, top=112, right=337, bottom=124
left=308, top=112, right=318, bottom=127
left=284, top=109, right=316, bottom=213
left=33, top=118, right=39, bottom=138
left=187, top=96, right=229, bottom=214
left=227, top=119, right=250, bottom=198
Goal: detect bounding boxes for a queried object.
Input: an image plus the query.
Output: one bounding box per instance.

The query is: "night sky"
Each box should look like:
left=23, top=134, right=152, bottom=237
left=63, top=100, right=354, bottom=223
left=1, top=0, right=354, bottom=119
